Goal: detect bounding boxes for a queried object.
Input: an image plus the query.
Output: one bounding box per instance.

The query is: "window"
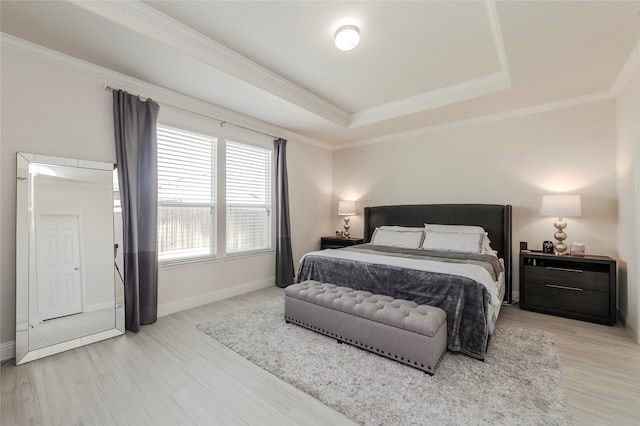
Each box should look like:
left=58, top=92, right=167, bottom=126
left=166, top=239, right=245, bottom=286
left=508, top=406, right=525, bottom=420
left=226, top=140, right=272, bottom=253
left=157, top=126, right=216, bottom=261
left=157, top=125, right=274, bottom=262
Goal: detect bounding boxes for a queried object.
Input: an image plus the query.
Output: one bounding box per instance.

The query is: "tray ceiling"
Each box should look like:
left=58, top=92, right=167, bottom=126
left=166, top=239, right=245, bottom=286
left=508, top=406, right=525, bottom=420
left=1, top=1, right=638, bottom=146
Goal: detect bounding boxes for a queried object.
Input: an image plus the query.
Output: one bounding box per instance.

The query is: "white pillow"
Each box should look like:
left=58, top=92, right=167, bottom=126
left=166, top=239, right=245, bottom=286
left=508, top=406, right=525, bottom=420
left=424, top=223, right=486, bottom=234
left=424, top=223, right=494, bottom=254
left=371, top=228, right=424, bottom=249
left=379, top=226, right=424, bottom=232
left=421, top=231, right=484, bottom=254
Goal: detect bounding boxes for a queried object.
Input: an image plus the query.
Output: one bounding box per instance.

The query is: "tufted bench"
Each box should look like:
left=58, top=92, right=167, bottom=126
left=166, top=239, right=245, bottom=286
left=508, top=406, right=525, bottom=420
left=284, top=280, right=447, bottom=374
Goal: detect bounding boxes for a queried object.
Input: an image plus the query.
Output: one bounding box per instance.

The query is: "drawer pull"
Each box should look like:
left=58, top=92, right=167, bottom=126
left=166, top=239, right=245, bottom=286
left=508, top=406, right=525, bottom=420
left=546, top=267, right=583, bottom=273
left=545, top=283, right=583, bottom=292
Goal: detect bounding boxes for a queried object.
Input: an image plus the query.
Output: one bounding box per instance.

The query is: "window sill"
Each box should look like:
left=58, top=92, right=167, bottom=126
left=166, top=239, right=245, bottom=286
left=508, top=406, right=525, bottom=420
left=159, top=255, right=219, bottom=270
left=159, top=248, right=274, bottom=270
left=224, top=248, right=275, bottom=259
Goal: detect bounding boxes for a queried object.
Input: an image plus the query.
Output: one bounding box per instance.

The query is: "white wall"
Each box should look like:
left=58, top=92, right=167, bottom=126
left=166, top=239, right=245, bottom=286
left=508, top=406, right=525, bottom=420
left=616, top=68, right=640, bottom=341
left=0, top=46, right=332, bottom=349
left=333, top=100, right=618, bottom=302
left=1, top=48, right=115, bottom=346
left=287, top=140, right=333, bottom=262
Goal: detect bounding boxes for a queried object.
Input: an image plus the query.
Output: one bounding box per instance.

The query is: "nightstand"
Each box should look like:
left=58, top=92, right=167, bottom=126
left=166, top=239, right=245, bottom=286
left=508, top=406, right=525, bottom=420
left=320, top=236, right=364, bottom=250
left=519, top=252, right=616, bottom=325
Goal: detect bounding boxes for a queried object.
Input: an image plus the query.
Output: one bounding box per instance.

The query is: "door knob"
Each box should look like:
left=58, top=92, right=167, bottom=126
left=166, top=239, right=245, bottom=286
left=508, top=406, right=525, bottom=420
left=74, top=267, right=80, bottom=271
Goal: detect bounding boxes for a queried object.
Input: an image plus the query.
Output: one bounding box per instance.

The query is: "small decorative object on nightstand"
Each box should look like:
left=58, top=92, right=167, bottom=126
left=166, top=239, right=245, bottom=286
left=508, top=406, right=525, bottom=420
left=320, top=236, right=364, bottom=250
left=570, top=242, right=585, bottom=256
left=519, top=252, right=616, bottom=325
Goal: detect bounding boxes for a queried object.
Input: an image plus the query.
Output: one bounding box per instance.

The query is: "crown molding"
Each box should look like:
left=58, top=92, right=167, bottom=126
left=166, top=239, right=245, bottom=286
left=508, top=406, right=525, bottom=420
left=3, top=31, right=615, bottom=152
left=484, top=0, right=511, bottom=81
left=4, top=0, right=632, bottom=154
left=70, top=0, right=513, bottom=130
left=611, top=39, right=640, bottom=96
left=339, top=37, right=633, bottom=150
left=349, top=71, right=511, bottom=128
left=0, top=32, right=333, bottom=150
left=69, top=0, right=351, bottom=128
left=337, top=90, right=615, bottom=150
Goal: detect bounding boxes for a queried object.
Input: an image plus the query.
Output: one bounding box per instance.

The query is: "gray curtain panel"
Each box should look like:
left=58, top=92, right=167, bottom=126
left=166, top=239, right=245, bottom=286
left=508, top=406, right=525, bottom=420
left=113, top=90, right=160, bottom=332
left=274, top=138, right=295, bottom=287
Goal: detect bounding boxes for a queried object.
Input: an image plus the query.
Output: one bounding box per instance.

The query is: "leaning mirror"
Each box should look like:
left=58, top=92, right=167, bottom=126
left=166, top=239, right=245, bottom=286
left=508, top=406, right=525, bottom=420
left=16, top=152, right=124, bottom=365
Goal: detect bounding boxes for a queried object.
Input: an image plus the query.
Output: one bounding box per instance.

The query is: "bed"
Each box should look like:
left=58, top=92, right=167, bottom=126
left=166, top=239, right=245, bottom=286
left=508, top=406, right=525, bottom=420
left=296, top=204, right=512, bottom=360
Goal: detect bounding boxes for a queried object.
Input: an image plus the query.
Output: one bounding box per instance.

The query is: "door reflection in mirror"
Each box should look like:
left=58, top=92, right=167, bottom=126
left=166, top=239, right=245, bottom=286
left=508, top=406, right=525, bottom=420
left=15, top=152, right=124, bottom=364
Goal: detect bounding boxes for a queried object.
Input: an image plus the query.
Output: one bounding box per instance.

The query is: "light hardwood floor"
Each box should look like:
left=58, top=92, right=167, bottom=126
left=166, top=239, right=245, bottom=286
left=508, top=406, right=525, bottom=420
left=2, top=286, right=639, bottom=426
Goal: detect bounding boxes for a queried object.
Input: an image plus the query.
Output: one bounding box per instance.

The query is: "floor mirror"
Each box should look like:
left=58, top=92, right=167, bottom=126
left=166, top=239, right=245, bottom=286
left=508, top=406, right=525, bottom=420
left=15, top=152, right=125, bottom=365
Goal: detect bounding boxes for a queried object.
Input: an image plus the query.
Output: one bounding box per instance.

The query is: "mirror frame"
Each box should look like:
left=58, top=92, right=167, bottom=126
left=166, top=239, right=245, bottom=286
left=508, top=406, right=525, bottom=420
left=15, top=152, right=124, bottom=365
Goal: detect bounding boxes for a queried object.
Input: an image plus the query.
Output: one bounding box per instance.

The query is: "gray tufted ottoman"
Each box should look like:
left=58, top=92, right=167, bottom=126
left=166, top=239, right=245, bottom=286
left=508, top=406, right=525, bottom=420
left=284, top=280, right=447, bottom=374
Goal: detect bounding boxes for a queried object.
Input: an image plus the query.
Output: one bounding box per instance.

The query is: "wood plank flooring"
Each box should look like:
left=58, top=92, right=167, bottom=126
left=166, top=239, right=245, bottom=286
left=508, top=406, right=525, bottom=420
left=498, top=305, right=640, bottom=426
left=2, top=286, right=639, bottom=425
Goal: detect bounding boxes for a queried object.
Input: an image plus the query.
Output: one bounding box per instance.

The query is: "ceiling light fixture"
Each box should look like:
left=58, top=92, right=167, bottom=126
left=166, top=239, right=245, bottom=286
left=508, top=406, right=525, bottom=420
left=335, top=25, right=360, bottom=51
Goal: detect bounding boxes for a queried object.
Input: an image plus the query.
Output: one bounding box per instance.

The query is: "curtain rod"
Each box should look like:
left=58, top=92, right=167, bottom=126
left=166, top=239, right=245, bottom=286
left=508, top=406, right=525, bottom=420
left=102, top=84, right=281, bottom=140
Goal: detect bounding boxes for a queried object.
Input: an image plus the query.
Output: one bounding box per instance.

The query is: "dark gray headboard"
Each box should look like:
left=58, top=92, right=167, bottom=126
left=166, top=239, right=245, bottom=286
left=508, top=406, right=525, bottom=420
left=363, top=204, right=512, bottom=303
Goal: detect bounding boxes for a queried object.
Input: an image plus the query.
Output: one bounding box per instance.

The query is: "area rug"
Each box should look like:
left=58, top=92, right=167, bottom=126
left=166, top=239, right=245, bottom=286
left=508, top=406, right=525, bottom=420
left=197, top=297, right=570, bottom=426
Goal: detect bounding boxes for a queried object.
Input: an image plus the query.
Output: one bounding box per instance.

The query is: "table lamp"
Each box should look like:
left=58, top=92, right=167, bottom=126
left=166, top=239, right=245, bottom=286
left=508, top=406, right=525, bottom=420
left=539, top=194, right=582, bottom=255
left=338, top=200, right=356, bottom=238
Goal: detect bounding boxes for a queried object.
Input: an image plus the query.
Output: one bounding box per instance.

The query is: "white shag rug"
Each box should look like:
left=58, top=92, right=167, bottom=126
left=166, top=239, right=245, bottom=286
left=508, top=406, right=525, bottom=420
left=197, top=297, right=570, bottom=426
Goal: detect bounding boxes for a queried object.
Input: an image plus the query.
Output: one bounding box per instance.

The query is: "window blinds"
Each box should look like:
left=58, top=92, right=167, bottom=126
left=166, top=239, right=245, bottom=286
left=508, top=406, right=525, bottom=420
left=157, top=126, right=216, bottom=260
left=226, top=141, right=272, bottom=253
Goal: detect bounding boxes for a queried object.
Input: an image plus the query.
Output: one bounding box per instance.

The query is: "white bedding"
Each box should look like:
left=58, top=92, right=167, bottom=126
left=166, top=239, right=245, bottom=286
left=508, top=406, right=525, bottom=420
left=488, top=269, right=505, bottom=335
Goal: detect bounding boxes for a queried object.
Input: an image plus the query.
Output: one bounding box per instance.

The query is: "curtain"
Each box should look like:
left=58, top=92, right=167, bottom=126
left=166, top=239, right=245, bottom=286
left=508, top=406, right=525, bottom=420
left=113, top=90, right=160, bottom=332
left=274, top=138, right=295, bottom=287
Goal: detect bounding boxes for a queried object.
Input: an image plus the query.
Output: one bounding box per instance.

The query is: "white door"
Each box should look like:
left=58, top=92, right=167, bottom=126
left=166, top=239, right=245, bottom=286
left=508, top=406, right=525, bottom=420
left=37, top=215, right=83, bottom=320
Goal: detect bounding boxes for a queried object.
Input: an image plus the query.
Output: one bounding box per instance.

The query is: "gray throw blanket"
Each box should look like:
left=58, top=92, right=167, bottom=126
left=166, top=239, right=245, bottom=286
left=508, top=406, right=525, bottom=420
left=297, top=245, right=503, bottom=359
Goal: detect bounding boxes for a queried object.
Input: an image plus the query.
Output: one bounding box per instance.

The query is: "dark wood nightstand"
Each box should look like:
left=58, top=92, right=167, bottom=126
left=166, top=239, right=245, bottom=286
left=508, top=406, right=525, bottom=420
left=519, top=252, right=616, bottom=325
left=320, top=236, right=364, bottom=250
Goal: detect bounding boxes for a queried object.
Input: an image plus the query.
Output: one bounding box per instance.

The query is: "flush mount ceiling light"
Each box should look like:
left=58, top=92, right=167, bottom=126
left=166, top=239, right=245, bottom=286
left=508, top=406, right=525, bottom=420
left=335, top=25, right=360, bottom=51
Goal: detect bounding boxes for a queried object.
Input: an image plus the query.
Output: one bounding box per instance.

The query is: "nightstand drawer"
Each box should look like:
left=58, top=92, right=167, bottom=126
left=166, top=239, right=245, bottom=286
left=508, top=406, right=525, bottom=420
left=523, top=265, right=609, bottom=292
left=523, top=282, right=610, bottom=318
left=322, top=243, right=350, bottom=249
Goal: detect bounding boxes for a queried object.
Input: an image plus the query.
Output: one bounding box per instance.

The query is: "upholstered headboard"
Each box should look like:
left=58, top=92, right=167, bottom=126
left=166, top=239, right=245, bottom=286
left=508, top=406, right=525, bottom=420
left=363, top=204, right=512, bottom=303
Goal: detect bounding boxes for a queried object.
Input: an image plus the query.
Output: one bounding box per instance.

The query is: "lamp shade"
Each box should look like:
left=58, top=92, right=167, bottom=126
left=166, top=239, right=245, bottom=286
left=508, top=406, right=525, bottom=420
left=338, top=200, right=356, bottom=216
left=539, top=194, right=582, bottom=217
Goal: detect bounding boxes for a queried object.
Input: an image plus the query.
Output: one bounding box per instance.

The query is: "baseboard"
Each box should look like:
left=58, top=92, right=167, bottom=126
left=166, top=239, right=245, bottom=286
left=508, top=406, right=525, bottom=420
left=85, top=300, right=116, bottom=312
left=629, top=323, right=639, bottom=344
left=157, top=277, right=275, bottom=317
left=618, top=307, right=640, bottom=343
left=1, top=341, right=16, bottom=363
